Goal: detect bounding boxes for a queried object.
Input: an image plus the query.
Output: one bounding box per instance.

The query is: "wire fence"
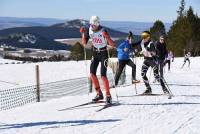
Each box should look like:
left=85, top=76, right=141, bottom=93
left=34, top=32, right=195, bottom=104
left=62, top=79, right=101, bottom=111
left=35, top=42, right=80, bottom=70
left=0, top=86, right=37, bottom=110
left=0, top=73, right=126, bottom=110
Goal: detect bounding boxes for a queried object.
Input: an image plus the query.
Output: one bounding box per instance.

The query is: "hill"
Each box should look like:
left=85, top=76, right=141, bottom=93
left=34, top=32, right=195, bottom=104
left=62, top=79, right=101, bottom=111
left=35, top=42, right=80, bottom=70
left=0, top=17, right=65, bottom=30
left=0, top=19, right=128, bottom=50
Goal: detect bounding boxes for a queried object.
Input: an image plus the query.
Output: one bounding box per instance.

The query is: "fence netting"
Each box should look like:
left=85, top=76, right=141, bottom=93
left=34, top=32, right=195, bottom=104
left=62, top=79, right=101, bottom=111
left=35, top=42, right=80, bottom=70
left=0, top=73, right=126, bottom=110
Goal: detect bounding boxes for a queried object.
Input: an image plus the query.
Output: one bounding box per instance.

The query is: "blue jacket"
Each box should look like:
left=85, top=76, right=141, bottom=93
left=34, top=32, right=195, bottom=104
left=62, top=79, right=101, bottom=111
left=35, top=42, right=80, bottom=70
left=117, top=40, right=132, bottom=60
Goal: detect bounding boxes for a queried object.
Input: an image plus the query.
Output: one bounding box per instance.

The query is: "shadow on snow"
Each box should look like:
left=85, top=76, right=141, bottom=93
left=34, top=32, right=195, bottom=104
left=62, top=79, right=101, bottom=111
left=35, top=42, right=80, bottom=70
left=123, top=102, right=200, bottom=106
left=0, top=119, right=121, bottom=130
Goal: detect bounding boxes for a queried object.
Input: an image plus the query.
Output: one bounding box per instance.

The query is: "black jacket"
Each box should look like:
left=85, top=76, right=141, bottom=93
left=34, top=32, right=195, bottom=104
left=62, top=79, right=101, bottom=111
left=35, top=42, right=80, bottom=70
left=155, top=41, right=168, bottom=60
left=131, top=40, right=157, bottom=59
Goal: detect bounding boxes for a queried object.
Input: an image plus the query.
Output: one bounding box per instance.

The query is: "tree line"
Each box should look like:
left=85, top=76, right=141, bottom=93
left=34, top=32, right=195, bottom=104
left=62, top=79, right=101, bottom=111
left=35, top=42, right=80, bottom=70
left=150, top=0, right=200, bottom=57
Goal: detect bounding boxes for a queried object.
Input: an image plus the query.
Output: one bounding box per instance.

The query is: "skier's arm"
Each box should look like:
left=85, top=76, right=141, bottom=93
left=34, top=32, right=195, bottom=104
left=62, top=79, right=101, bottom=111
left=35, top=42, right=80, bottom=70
left=131, top=40, right=142, bottom=47
left=102, top=29, right=116, bottom=48
left=117, top=42, right=125, bottom=53
left=164, top=43, right=168, bottom=58
left=154, top=42, right=160, bottom=57
left=147, top=42, right=157, bottom=56
left=80, top=27, right=89, bottom=47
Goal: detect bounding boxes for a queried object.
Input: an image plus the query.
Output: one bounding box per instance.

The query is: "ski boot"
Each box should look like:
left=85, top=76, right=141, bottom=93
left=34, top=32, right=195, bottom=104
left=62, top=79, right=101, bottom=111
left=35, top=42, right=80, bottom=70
left=92, top=91, right=104, bottom=102
left=132, top=79, right=140, bottom=84
left=142, top=87, right=152, bottom=95
left=162, top=87, right=172, bottom=99
left=106, top=96, right=112, bottom=105
left=163, top=88, right=170, bottom=95
left=153, top=78, right=160, bottom=83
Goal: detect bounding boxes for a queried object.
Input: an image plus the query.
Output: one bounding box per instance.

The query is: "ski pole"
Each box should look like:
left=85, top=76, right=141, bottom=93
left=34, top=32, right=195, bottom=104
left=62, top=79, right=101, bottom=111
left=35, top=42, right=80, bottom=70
left=161, top=77, right=174, bottom=96
left=80, top=21, right=91, bottom=95
left=107, top=48, right=119, bottom=102
left=133, top=55, right=138, bottom=94
left=83, top=48, right=91, bottom=95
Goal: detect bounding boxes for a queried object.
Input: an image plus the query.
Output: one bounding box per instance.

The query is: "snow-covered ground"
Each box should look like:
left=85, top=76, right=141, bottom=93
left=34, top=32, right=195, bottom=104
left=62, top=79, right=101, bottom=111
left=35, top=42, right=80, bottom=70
left=0, top=57, right=200, bottom=134
left=0, top=60, right=92, bottom=89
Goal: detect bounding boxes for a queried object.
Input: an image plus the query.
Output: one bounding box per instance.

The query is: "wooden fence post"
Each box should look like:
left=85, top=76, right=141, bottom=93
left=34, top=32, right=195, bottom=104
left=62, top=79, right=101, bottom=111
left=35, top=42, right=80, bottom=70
left=35, top=65, right=40, bottom=102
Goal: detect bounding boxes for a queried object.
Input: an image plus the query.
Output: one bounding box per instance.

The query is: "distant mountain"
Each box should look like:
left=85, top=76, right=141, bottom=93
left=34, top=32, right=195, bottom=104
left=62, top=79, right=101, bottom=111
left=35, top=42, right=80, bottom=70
left=0, top=17, right=66, bottom=30
left=0, top=19, right=127, bottom=39
left=0, top=19, right=127, bottom=50
left=102, top=21, right=172, bottom=35
left=0, top=33, right=71, bottom=50
left=0, top=17, right=172, bottom=35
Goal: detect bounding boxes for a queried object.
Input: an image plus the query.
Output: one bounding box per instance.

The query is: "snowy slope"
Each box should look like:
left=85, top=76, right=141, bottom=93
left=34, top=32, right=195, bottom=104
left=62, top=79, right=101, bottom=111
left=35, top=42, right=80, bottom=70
left=0, top=61, right=92, bottom=89
left=0, top=57, right=200, bottom=134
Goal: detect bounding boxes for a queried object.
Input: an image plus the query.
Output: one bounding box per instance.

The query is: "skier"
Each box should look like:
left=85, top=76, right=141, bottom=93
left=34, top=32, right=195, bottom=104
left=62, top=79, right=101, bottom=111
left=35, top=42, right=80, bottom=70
left=164, top=50, right=174, bottom=71
left=155, top=35, right=168, bottom=78
left=114, top=31, right=140, bottom=86
left=181, top=52, right=191, bottom=68
left=80, top=16, right=115, bottom=104
left=132, top=31, right=170, bottom=95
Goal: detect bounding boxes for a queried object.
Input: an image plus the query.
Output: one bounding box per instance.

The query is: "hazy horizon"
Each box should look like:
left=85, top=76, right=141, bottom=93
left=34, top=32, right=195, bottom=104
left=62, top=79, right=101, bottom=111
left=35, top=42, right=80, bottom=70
left=0, top=0, right=199, bottom=23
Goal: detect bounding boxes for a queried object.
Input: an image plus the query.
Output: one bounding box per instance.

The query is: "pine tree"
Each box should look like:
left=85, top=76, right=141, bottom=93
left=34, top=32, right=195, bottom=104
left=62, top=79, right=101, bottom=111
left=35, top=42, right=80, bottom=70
left=166, top=0, right=200, bottom=56
left=177, top=0, right=185, bottom=18
left=150, top=20, right=166, bottom=41
left=167, top=17, right=192, bottom=56
left=70, top=42, right=84, bottom=61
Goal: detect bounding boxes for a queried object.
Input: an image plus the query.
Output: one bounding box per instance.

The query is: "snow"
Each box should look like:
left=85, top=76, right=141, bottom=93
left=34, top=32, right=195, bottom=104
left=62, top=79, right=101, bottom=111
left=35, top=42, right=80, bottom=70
left=0, top=57, right=200, bottom=134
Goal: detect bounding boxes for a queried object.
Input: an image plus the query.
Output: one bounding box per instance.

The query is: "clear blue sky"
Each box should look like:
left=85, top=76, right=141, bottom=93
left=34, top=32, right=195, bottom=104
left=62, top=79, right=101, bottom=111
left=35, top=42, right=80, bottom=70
left=0, top=0, right=199, bottom=23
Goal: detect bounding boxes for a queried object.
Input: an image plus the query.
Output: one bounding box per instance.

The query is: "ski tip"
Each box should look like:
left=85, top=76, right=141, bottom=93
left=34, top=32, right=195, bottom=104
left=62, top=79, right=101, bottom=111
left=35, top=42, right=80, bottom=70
left=96, top=103, right=120, bottom=112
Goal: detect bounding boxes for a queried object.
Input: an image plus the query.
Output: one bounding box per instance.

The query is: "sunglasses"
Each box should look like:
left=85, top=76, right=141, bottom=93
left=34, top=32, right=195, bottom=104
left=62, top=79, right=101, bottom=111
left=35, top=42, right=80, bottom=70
left=90, top=24, right=98, bottom=28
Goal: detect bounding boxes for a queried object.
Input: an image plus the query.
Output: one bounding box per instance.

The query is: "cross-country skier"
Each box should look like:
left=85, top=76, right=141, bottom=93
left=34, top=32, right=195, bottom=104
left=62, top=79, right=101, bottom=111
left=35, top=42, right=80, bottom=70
left=164, top=50, right=174, bottom=71
left=114, top=31, right=140, bottom=86
left=132, top=31, right=170, bottom=95
left=155, top=35, right=168, bottom=78
left=80, top=16, right=115, bottom=104
left=181, top=52, right=191, bottom=68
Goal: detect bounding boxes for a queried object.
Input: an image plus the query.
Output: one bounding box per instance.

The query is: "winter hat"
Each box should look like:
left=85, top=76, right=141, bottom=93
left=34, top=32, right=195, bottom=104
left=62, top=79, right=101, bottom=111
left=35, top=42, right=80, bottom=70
left=141, top=31, right=151, bottom=39
left=128, top=31, right=133, bottom=39
left=90, top=16, right=100, bottom=26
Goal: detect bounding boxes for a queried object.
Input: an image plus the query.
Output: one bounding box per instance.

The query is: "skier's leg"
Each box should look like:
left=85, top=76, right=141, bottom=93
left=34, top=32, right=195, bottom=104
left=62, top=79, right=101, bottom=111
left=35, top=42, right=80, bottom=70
left=150, top=61, right=168, bottom=93
left=90, top=57, right=101, bottom=95
left=100, top=53, right=111, bottom=97
left=188, top=59, right=190, bottom=67
left=181, top=60, right=186, bottom=68
left=114, top=60, right=126, bottom=86
left=159, top=60, right=164, bottom=78
left=101, top=53, right=112, bottom=104
left=151, top=61, right=160, bottom=82
left=168, top=60, right=171, bottom=71
left=141, top=60, right=151, bottom=93
left=127, top=59, right=136, bottom=81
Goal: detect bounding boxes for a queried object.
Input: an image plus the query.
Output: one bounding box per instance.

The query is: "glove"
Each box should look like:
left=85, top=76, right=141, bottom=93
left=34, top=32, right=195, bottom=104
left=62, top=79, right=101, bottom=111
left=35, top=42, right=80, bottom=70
left=123, top=48, right=128, bottom=52
left=80, top=27, right=85, bottom=33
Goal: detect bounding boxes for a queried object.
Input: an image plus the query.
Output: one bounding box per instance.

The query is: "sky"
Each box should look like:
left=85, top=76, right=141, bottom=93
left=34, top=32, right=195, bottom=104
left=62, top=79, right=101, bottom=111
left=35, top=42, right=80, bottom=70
left=0, top=0, right=199, bottom=23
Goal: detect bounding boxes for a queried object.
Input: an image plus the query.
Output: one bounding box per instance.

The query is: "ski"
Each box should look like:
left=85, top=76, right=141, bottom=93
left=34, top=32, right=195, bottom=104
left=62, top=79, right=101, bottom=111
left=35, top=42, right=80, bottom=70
left=132, top=93, right=173, bottom=99
left=58, top=100, right=105, bottom=111
left=118, top=94, right=163, bottom=98
left=136, top=93, right=164, bottom=96
left=119, top=94, right=173, bottom=99
left=96, top=102, right=120, bottom=112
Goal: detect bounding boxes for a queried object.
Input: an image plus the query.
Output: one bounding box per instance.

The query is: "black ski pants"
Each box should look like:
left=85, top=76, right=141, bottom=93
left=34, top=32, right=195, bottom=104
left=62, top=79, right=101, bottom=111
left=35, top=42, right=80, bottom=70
left=115, top=59, right=136, bottom=86
left=141, top=58, right=166, bottom=90
left=90, top=50, right=108, bottom=77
